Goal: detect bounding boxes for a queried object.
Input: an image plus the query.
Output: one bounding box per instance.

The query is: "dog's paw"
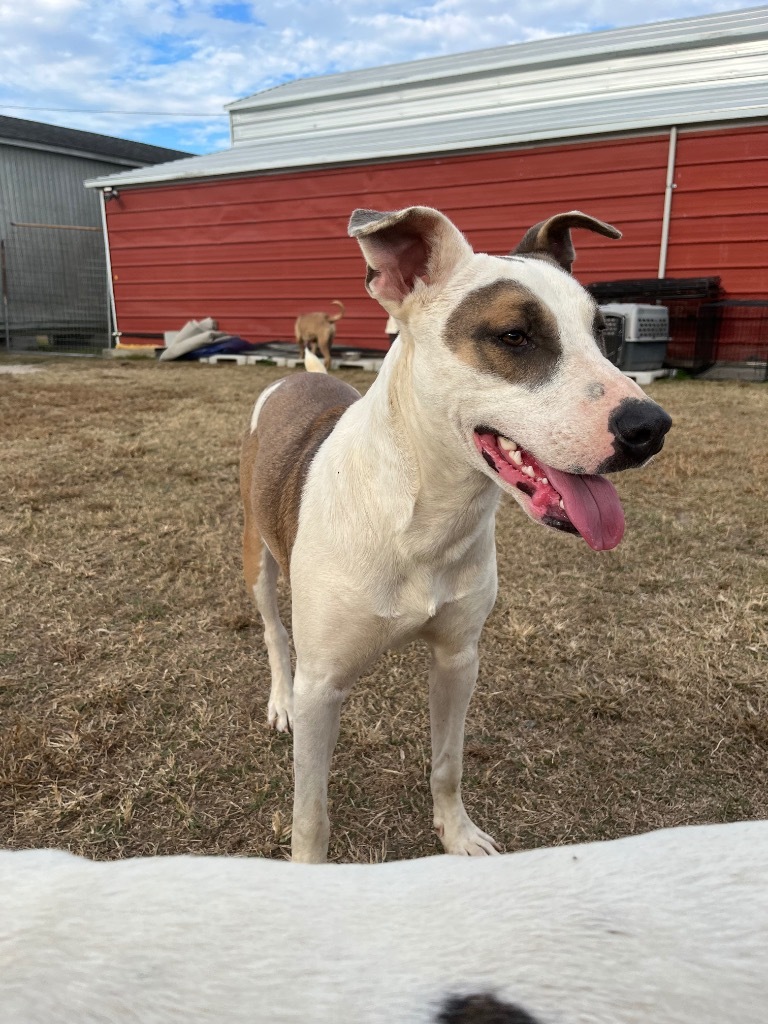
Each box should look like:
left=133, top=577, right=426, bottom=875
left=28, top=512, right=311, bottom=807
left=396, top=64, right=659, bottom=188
left=267, top=696, right=293, bottom=733
left=436, top=819, right=501, bottom=857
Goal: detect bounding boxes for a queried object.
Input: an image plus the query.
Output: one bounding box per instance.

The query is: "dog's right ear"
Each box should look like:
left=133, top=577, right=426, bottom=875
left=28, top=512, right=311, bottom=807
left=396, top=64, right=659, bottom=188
left=348, top=207, right=473, bottom=313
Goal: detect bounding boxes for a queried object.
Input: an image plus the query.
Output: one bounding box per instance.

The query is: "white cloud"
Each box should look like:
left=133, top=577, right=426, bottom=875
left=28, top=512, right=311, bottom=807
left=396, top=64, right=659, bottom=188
left=0, top=0, right=765, bottom=153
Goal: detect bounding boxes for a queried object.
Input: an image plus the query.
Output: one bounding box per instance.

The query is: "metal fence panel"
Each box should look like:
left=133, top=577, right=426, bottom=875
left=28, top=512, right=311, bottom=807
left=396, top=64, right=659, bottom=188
left=2, top=221, right=109, bottom=352
left=698, top=301, right=768, bottom=381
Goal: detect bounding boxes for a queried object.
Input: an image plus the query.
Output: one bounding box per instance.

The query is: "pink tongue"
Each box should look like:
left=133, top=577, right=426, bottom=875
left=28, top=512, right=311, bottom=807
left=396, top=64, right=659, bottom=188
left=544, top=467, right=625, bottom=551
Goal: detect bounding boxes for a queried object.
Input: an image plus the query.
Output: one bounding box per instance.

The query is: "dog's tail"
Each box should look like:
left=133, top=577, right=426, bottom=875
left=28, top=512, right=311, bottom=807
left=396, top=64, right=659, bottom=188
left=329, top=300, right=345, bottom=322
left=304, top=349, right=328, bottom=374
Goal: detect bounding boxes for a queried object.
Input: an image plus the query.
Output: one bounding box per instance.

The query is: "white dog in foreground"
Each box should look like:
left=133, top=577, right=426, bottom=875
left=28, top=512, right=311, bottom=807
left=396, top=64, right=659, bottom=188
left=2, top=820, right=766, bottom=1023
left=241, top=206, right=672, bottom=863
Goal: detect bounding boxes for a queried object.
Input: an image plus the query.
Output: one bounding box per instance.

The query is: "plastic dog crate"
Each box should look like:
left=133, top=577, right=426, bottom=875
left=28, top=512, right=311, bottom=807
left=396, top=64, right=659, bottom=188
left=599, top=303, right=669, bottom=371
left=589, top=278, right=720, bottom=372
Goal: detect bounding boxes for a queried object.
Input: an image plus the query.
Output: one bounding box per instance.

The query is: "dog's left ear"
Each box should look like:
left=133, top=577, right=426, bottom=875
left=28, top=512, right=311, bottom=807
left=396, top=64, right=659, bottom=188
left=348, top=206, right=473, bottom=314
left=512, top=211, right=621, bottom=274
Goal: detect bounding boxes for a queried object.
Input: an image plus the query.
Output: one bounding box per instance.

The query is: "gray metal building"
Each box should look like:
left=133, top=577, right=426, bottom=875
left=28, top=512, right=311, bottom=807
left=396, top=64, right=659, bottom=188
left=0, top=117, right=187, bottom=352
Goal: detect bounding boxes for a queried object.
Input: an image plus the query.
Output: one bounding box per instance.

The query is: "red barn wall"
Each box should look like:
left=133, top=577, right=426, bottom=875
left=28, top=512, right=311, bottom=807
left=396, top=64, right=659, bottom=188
left=667, top=125, right=768, bottom=297
left=105, top=125, right=767, bottom=355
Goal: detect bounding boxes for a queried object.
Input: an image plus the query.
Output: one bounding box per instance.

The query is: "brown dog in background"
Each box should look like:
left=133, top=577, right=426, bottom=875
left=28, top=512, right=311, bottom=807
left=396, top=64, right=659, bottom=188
left=294, top=301, right=344, bottom=370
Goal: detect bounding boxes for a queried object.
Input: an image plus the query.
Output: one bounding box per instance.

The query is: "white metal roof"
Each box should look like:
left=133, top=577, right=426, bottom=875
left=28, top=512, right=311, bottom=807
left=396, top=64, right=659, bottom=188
left=86, top=6, right=768, bottom=190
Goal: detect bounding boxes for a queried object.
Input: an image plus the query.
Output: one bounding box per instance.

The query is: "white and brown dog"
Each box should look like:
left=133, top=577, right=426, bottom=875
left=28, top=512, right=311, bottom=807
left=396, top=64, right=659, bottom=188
left=294, top=299, right=345, bottom=370
left=241, top=206, right=672, bottom=863
left=2, top=821, right=767, bottom=1022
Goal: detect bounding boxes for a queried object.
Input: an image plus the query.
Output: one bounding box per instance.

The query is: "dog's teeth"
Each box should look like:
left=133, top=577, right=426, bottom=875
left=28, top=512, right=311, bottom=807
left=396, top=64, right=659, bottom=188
left=540, top=477, right=548, bottom=486
left=498, top=437, right=518, bottom=452
left=559, top=498, right=565, bottom=510
left=522, top=465, right=535, bottom=478
left=511, top=450, right=523, bottom=466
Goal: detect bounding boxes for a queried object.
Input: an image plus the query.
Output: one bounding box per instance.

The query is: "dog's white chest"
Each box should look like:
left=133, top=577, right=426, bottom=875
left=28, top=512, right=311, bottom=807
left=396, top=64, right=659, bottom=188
left=368, top=540, right=497, bottom=636
left=384, top=565, right=469, bottom=622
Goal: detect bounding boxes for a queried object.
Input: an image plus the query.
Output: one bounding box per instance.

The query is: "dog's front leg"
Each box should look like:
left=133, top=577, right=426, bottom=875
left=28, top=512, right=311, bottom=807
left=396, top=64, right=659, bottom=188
left=428, top=640, right=500, bottom=856
left=290, top=666, right=352, bottom=863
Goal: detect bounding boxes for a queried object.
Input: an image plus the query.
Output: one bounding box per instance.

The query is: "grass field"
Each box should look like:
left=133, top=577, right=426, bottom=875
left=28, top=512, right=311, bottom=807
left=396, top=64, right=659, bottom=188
left=1, top=358, right=766, bottom=863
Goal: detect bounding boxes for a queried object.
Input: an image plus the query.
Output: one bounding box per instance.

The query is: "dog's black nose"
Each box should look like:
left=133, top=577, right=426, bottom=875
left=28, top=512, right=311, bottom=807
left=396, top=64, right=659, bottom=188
left=604, top=398, right=672, bottom=470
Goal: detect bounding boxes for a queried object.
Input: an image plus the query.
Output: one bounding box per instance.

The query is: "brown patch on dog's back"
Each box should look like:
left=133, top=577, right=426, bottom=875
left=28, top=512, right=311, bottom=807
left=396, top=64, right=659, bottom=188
left=241, top=374, right=360, bottom=578
left=444, top=280, right=561, bottom=388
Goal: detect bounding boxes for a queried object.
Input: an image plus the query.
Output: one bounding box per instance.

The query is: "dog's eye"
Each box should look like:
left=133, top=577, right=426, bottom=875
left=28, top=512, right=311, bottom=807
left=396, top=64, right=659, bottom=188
left=499, top=329, right=529, bottom=348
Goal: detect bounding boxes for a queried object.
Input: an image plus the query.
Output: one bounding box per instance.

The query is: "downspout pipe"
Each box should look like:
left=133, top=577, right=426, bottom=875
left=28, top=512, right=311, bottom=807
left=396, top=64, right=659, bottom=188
left=658, top=126, right=678, bottom=279
left=99, top=189, right=120, bottom=348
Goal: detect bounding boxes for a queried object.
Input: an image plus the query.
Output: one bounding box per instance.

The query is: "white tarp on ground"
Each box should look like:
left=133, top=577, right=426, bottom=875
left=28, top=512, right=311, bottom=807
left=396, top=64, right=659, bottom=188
left=158, top=318, right=229, bottom=361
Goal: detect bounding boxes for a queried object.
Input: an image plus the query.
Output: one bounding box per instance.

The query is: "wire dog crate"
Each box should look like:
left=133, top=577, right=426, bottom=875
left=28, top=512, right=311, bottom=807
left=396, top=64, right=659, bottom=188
left=588, top=278, right=721, bottom=374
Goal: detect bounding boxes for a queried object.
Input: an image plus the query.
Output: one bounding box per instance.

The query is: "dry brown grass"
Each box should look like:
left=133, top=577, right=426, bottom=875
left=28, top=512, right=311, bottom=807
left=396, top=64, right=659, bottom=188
left=1, top=357, right=766, bottom=863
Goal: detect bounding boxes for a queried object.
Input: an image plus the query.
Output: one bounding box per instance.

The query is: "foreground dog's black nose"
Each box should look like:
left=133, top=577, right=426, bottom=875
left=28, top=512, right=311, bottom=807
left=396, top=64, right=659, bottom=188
left=606, top=398, right=672, bottom=468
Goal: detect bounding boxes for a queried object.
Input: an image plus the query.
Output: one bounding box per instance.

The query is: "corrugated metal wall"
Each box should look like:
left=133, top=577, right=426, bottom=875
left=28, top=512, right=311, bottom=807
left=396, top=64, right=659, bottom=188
left=0, top=146, right=119, bottom=337
left=105, top=125, right=766, bottom=354
left=0, top=145, right=117, bottom=230
left=227, top=15, right=768, bottom=161
left=666, top=125, right=768, bottom=296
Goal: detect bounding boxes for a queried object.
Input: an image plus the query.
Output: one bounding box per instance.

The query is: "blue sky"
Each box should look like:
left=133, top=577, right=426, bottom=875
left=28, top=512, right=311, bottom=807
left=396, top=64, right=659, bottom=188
left=0, top=0, right=765, bottom=155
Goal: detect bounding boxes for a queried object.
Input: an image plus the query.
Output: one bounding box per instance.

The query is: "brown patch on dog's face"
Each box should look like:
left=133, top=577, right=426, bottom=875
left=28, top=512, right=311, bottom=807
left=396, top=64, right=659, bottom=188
left=443, top=280, right=562, bottom=388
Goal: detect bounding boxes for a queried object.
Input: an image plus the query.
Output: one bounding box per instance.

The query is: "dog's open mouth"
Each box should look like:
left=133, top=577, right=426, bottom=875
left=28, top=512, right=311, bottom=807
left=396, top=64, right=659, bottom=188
left=473, top=430, right=625, bottom=551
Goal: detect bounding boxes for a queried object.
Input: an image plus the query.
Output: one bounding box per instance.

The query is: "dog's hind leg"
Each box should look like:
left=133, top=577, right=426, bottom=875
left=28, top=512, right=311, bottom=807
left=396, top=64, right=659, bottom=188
left=428, top=639, right=500, bottom=856
left=317, top=329, right=333, bottom=371
left=258, top=547, right=294, bottom=732
left=248, top=539, right=294, bottom=733
left=294, top=320, right=306, bottom=363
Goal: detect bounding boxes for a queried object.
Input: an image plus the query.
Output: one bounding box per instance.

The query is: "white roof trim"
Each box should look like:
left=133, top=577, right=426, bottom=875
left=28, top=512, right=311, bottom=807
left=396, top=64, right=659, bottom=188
left=227, top=7, right=768, bottom=111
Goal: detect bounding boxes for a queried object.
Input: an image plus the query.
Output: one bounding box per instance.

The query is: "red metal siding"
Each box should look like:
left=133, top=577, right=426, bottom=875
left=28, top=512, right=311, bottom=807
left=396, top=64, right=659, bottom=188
left=666, top=126, right=768, bottom=299
left=106, top=134, right=669, bottom=349
left=106, top=125, right=767, bottom=354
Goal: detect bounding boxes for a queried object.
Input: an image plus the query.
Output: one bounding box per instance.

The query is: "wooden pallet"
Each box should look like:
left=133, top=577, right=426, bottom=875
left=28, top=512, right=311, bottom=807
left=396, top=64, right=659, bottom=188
left=199, top=353, right=385, bottom=372
left=333, top=357, right=384, bottom=372
left=201, top=353, right=250, bottom=366
left=245, top=354, right=291, bottom=367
